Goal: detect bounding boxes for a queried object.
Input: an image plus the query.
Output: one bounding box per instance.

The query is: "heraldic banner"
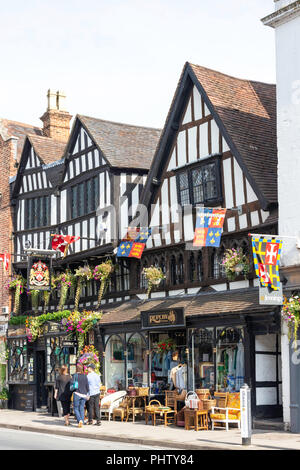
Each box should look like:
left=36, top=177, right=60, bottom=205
left=193, top=207, right=227, bottom=247
left=117, top=227, right=152, bottom=259
left=251, top=236, right=283, bottom=291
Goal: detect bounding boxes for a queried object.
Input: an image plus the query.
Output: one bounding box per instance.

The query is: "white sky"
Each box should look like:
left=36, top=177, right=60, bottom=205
left=0, top=0, right=275, bottom=130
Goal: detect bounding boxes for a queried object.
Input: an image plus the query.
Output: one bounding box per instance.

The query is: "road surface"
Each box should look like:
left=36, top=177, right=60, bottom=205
left=0, top=428, right=171, bottom=450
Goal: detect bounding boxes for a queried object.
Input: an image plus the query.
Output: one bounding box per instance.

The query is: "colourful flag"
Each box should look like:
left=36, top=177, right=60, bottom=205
left=116, top=227, right=152, bottom=258
left=193, top=208, right=226, bottom=247
left=0, top=253, right=11, bottom=272
left=251, top=236, right=283, bottom=290
left=51, top=234, right=80, bottom=257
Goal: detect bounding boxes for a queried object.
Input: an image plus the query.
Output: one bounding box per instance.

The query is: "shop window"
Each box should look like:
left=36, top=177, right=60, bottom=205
left=216, top=327, right=244, bottom=392
left=8, top=338, right=34, bottom=383
left=46, top=336, right=77, bottom=383
left=150, top=331, right=187, bottom=396
left=104, top=335, right=125, bottom=391
left=127, top=333, right=147, bottom=387
left=190, top=328, right=214, bottom=391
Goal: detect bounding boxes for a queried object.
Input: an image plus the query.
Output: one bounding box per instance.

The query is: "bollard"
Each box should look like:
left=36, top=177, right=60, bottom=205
left=240, top=383, right=252, bottom=446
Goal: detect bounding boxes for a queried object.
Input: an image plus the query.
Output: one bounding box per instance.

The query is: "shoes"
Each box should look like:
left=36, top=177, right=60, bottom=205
left=95, top=421, right=101, bottom=426
left=87, top=421, right=93, bottom=425
left=78, top=421, right=83, bottom=428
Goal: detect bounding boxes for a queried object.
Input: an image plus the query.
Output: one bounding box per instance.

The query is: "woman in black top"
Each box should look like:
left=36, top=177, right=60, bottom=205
left=72, top=363, right=89, bottom=427
left=54, top=365, right=72, bottom=426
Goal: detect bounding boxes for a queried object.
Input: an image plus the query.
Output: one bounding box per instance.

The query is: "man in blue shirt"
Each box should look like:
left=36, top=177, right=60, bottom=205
left=87, top=363, right=101, bottom=425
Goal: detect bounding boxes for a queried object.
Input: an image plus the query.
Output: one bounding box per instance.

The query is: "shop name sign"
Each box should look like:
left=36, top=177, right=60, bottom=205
left=259, top=283, right=283, bottom=305
left=141, top=308, right=185, bottom=329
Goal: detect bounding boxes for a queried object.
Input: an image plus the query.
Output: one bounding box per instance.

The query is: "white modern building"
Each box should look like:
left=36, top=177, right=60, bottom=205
left=262, top=0, right=300, bottom=432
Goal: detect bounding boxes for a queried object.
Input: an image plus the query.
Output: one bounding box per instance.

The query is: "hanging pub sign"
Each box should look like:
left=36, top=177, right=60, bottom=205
left=27, top=251, right=54, bottom=292
left=141, top=308, right=185, bottom=330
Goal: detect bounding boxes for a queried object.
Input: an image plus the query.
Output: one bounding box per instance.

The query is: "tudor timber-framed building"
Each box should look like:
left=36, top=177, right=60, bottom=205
left=7, top=63, right=282, bottom=421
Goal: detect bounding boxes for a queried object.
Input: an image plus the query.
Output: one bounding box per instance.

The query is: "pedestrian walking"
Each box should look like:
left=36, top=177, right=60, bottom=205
left=86, top=363, right=101, bottom=426
left=54, top=365, right=72, bottom=426
left=72, top=363, right=89, bottom=428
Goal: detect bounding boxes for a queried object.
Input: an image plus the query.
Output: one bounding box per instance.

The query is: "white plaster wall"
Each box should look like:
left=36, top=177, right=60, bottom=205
left=276, top=14, right=300, bottom=267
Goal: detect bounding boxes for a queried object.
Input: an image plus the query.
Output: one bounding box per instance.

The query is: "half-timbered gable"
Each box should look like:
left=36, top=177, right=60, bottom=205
left=135, top=62, right=277, bottom=297
left=59, top=115, right=161, bottom=259
left=12, top=135, right=66, bottom=261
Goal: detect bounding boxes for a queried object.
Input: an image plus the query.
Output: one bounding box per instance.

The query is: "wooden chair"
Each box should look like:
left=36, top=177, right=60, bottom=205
left=210, top=392, right=241, bottom=431
left=126, top=396, right=145, bottom=422
left=164, top=390, right=178, bottom=413
left=112, top=397, right=129, bottom=422
left=214, top=392, right=229, bottom=408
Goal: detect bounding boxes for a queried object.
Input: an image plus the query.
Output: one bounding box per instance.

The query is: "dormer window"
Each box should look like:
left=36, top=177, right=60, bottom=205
left=176, top=157, right=222, bottom=207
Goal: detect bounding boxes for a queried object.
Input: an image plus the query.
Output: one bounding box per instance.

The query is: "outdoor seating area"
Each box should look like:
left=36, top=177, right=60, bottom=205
left=99, top=387, right=241, bottom=431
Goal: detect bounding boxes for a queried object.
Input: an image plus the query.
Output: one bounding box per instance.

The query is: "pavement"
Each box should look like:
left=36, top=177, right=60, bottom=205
left=0, top=409, right=299, bottom=450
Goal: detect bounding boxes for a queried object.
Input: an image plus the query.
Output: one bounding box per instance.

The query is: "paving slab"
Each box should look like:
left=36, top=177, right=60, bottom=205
left=0, top=410, right=299, bottom=450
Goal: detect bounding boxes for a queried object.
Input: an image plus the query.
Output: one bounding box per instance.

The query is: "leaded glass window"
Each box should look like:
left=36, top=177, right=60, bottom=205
left=177, top=159, right=221, bottom=206
left=25, top=196, right=51, bottom=229
left=71, top=176, right=99, bottom=219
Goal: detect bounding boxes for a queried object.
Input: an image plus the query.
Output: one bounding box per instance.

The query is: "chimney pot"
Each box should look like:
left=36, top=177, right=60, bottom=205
left=47, top=89, right=58, bottom=110
left=41, top=89, right=72, bottom=143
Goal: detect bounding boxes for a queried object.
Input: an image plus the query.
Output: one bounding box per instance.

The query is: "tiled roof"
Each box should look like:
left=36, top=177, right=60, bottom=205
left=98, top=288, right=273, bottom=325
left=0, top=119, right=43, bottom=172
left=78, top=115, right=161, bottom=170
left=189, top=63, right=277, bottom=205
left=27, top=134, right=66, bottom=165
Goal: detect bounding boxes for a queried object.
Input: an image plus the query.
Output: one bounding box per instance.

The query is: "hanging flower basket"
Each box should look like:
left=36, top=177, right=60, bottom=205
left=74, top=266, right=93, bottom=310
left=281, top=295, right=300, bottom=347
left=53, top=270, right=76, bottom=311
left=142, top=266, right=165, bottom=298
left=93, top=260, right=114, bottom=308
left=7, top=275, right=26, bottom=314
left=77, top=345, right=100, bottom=375
left=64, top=310, right=102, bottom=351
left=221, top=248, right=250, bottom=281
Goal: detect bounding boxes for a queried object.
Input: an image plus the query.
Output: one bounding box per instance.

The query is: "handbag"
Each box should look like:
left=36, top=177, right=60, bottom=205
left=70, top=373, right=78, bottom=392
left=185, top=391, right=199, bottom=409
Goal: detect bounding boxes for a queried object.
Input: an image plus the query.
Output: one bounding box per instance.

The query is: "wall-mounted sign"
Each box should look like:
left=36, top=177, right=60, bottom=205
left=141, top=308, right=185, bottom=329
left=44, top=322, right=61, bottom=334
left=62, top=340, right=77, bottom=348
left=259, top=283, right=283, bottom=305
left=27, top=254, right=53, bottom=291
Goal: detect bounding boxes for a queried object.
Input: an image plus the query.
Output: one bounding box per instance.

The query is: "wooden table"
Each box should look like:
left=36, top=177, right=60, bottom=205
left=184, top=409, right=209, bottom=431
left=145, top=408, right=176, bottom=426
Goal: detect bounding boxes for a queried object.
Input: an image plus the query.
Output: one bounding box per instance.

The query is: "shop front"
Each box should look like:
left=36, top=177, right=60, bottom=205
left=7, top=323, right=79, bottom=414
left=98, top=289, right=283, bottom=419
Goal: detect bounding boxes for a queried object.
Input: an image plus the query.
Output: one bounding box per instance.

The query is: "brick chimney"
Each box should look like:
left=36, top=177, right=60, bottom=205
left=40, top=89, right=72, bottom=143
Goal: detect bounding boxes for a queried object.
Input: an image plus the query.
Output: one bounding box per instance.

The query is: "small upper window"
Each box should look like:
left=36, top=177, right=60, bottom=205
left=70, top=176, right=99, bottom=219
left=176, top=159, right=221, bottom=206
left=25, top=196, right=51, bottom=229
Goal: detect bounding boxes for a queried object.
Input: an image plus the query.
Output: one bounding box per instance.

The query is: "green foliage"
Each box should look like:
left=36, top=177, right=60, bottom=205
left=9, top=310, right=71, bottom=326
left=0, top=387, right=10, bottom=400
